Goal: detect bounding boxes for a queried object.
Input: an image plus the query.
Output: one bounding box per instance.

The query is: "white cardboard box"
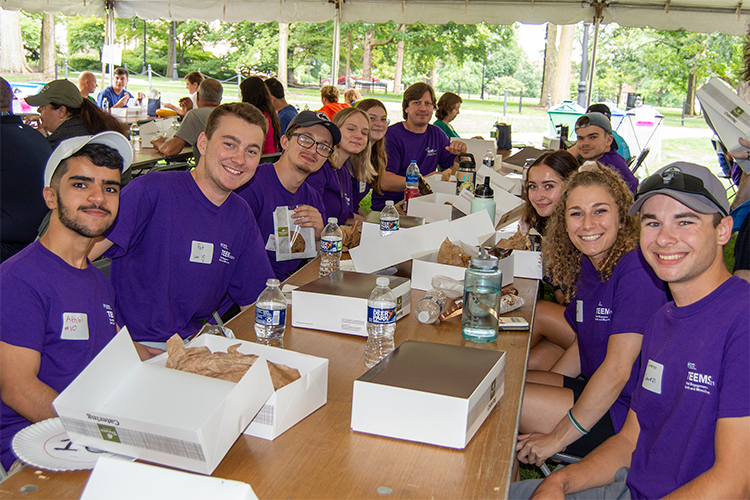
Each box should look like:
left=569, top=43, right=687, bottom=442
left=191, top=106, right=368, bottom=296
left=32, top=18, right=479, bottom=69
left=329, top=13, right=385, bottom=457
left=291, top=271, right=411, bottom=337
left=456, top=188, right=525, bottom=229
left=54, top=328, right=274, bottom=475
left=406, top=193, right=463, bottom=222
left=423, top=174, right=458, bottom=195
left=242, top=344, right=328, bottom=440
left=410, top=246, right=515, bottom=291
left=351, top=341, right=505, bottom=449
left=139, top=117, right=179, bottom=147
left=476, top=165, right=523, bottom=196
left=351, top=212, right=495, bottom=274
left=81, top=457, right=259, bottom=500
left=488, top=231, right=544, bottom=280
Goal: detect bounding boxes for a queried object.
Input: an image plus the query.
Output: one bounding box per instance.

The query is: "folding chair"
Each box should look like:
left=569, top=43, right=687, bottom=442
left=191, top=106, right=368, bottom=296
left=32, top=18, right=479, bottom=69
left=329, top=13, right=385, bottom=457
left=631, top=148, right=650, bottom=175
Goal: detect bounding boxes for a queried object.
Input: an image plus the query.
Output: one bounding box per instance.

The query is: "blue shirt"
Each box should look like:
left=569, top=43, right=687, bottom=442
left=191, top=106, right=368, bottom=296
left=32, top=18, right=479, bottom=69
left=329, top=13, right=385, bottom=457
left=96, top=86, right=133, bottom=108
left=277, top=105, right=298, bottom=134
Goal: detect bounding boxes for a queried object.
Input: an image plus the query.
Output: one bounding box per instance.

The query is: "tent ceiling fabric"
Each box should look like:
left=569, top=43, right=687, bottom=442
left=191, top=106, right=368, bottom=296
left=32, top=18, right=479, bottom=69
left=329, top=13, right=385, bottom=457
left=4, top=0, right=749, bottom=35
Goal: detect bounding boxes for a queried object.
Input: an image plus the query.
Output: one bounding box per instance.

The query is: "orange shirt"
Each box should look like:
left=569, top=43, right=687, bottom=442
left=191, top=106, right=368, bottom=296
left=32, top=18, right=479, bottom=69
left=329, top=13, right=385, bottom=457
left=319, top=102, right=351, bottom=120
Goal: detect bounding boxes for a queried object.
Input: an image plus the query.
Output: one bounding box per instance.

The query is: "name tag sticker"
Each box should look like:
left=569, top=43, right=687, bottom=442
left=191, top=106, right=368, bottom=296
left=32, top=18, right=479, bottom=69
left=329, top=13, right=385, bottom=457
left=576, top=300, right=583, bottom=323
left=265, top=234, right=276, bottom=252
left=190, top=241, right=214, bottom=264
left=642, top=359, right=663, bottom=394
left=61, top=313, right=89, bottom=340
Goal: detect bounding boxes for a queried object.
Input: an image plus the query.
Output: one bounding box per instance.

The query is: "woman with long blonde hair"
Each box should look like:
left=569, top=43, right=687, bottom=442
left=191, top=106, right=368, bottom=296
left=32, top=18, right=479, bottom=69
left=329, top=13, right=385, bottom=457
left=354, top=99, right=389, bottom=206
left=515, top=162, right=668, bottom=467
left=306, top=107, right=376, bottom=223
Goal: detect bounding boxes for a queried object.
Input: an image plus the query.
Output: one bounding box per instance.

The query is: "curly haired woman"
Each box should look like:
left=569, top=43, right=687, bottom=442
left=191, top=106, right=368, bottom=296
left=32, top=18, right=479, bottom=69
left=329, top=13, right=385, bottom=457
left=516, top=162, right=668, bottom=467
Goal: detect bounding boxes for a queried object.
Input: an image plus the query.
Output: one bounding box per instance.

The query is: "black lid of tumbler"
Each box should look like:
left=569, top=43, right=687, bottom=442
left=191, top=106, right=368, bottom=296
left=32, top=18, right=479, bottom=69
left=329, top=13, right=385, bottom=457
left=474, top=177, right=494, bottom=198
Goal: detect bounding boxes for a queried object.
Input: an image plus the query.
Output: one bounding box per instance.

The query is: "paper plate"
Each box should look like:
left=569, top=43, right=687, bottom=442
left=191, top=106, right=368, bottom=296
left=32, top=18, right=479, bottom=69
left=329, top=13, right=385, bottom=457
left=12, top=417, right=123, bottom=471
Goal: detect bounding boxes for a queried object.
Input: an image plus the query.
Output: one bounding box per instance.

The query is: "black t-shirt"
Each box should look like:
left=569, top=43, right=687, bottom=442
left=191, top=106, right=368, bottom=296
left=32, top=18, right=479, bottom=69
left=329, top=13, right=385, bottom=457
left=0, top=114, right=52, bottom=261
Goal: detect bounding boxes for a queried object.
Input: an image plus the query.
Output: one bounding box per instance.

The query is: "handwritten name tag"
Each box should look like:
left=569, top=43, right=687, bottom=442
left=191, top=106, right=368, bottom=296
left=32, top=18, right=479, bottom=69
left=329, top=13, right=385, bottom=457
left=61, top=313, right=89, bottom=340
left=190, top=241, right=214, bottom=264
left=642, top=359, right=663, bottom=394
left=576, top=300, right=583, bottom=323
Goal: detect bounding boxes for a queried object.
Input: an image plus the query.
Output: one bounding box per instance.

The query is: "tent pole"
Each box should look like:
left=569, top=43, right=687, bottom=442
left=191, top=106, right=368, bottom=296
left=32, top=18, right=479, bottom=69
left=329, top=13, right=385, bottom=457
left=586, top=2, right=605, bottom=107
left=331, top=3, right=341, bottom=88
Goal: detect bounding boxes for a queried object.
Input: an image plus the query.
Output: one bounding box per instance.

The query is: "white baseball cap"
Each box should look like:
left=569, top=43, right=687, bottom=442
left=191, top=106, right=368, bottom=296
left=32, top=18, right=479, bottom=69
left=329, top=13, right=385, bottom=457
left=44, top=131, right=133, bottom=187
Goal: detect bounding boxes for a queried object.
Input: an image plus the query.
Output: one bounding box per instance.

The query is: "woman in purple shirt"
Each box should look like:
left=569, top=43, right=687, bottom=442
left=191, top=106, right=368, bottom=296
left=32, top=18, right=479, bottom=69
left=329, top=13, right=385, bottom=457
left=353, top=99, right=389, bottom=208
left=516, top=162, right=668, bottom=466
left=306, top=107, right=377, bottom=223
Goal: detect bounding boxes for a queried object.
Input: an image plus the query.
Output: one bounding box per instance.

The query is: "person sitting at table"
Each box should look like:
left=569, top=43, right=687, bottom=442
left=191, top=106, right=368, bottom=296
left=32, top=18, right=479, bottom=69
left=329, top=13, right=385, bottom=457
left=240, top=76, right=281, bottom=155
left=0, top=132, right=154, bottom=474
left=236, top=110, right=339, bottom=280
left=306, top=108, right=376, bottom=224
left=150, top=78, right=222, bottom=164
left=164, top=71, right=204, bottom=117
left=352, top=98, right=389, bottom=209
left=78, top=71, right=98, bottom=104
left=433, top=92, right=461, bottom=138
left=26, top=79, right=128, bottom=150
left=344, top=88, right=362, bottom=106
left=264, top=77, right=298, bottom=134
left=515, top=162, right=668, bottom=468
left=88, top=103, right=274, bottom=350
left=318, top=85, right=350, bottom=119
left=96, top=67, right=145, bottom=109
left=371, top=83, right=467, bottom=211
left=0, top=77, right=52, bottom=263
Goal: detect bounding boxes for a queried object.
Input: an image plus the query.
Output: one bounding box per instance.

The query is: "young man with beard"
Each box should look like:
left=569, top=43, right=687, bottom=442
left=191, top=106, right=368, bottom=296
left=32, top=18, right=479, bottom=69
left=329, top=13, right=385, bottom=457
left=89, top=103, right=274, bottom=350
left=372, top=82, right=467, bottom=210
left=510, top=162, right=749, bottom=500
left=236, top=111, right=339, bottom=280
left=0, top=132, right=133, bottom=473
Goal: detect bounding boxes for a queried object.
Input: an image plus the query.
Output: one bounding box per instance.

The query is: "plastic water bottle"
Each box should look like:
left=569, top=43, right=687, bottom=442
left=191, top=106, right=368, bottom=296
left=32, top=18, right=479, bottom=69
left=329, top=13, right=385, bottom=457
left=319, top=217, right=343, bottom=277
left=380, top=200, right=399, bottom=237
left=254, top=279, right=287, bottom=346
left=130, top=122, right=141, bottom=152
left=404, top=160, right=420, bottom=211
left=461, top=249, right=502, bottom=343
left=365, top=277, right=397, bottom=368
left=102, top=99, right=110, bottom=113
left=482, top=149, right=495, bottom=170
left=415, top=288, right=448, bottom=324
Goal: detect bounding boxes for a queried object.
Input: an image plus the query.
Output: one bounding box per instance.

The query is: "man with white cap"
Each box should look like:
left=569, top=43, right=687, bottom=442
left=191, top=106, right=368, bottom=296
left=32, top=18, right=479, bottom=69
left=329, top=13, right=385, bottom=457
left=574, top=112, right=638, bottom=193
left=0, top=132, right=136, bottom=473
left=510, top=162, right=749, bottom=500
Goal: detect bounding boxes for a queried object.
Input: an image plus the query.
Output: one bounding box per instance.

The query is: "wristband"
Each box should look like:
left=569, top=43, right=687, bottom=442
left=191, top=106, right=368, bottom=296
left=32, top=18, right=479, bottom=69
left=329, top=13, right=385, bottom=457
left=568, top=409, right=589, bottom=435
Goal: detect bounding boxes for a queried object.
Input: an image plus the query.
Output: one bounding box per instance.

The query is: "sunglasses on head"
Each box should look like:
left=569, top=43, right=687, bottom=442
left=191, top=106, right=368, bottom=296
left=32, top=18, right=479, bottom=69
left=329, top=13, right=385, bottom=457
left=637, top=167, right=727, bottom=216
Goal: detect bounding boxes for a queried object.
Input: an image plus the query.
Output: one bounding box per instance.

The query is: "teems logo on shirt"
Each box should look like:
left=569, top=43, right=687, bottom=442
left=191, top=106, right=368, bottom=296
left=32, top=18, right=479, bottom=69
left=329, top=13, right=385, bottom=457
left=685, top=364, right=715, bottom=395
left=219, top=242, right=234, bottom=265
left=425, top=147, right=437, bottom=157
left=594, top=302, right=612, bottom=322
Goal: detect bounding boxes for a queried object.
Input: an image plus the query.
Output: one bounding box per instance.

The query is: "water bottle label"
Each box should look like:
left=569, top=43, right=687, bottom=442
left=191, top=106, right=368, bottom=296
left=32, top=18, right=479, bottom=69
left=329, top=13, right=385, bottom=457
left=255, top=307, right=286, bottom=326
left=321, top=237, right=342, bottom=253
left=368, top=306, right=396, bottom=325
left=483, top=159, right=494, bottom=168
left=380, top=218, right=399, bottom=232
left=405, top=172, right=419, bottom=184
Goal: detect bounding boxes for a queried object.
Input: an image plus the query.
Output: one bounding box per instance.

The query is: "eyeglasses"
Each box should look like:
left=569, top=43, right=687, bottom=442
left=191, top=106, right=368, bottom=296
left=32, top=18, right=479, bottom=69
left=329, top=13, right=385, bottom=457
left=290, top=133, right=333, bottom=157
left=369, top=115, right=390, bottom=125
left=637, top=167, right=728, bottom=216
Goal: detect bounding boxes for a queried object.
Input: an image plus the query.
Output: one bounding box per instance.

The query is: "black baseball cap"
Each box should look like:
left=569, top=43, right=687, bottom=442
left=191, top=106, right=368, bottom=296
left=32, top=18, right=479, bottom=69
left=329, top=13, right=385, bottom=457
left=288, top=111, right=341, bottom=146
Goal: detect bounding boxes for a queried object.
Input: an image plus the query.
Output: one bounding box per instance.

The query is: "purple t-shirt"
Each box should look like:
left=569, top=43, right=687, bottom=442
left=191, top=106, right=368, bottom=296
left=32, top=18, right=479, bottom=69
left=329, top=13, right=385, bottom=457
left=626, top=277, right=750, bottom=499
left=598, top=149, right=638, bottom=193
left=0, top=241, right=117, bottom=470
left=563, top=248, right=668, bottom=431
left=306, top=159, right=354, bottom=225
left=371, top=122, right=455, bottom=210
left=236, top=163, right=326, bottom=280
left=103, top=171, right=273, bottom=343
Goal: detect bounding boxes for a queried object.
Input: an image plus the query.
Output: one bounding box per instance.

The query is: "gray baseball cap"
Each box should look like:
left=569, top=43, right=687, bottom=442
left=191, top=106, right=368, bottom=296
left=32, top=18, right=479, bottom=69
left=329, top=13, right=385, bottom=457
left=628, top=162, right=730, bottom=216
left=575, top=112, right=617, bottom=150
left=26, top=79, right=84, bottom=109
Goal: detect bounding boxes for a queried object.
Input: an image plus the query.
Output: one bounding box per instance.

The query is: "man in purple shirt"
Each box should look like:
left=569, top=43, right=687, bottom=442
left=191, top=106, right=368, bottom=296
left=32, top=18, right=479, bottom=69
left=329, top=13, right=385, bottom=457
left=510, top=162, right=749, bottom=499
left=0, top=132, right=137, bottom=472
left=574, top=112, right=638, bottom=193
left=89, top=103, right=274, bottom=349
left=371, top=83, right=467, bottom=210
left=237, top=111, right=338, bottom=280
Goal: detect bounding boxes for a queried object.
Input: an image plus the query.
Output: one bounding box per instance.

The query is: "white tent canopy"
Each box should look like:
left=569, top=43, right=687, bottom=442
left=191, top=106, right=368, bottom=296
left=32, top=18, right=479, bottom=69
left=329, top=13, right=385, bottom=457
left=5, top=0, right=749, bottom=35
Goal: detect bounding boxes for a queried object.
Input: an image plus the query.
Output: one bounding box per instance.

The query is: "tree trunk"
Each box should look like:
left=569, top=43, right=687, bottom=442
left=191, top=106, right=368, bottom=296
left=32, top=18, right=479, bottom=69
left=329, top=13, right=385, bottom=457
left=41, top=13, right=56, bottom=79
left=362, top=28, right=394, bottom=81
left=551, top=24, right=574, bottom=105
left=393, top=24, right=405, bottom=93
left=0, top=8, right=31, bottom=73
left=167, top=21, right=176, bottom=80
left=539, top=22, right=557, bottom=106
left=739, top=81, right=750, bottom=105
left=345, top=29, right=352, bottom=88
left=278, top=22, right=289, bottom=87
left=431, top=63, right=439, bottom=89
left=686, top=70, right=697, bottom=115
